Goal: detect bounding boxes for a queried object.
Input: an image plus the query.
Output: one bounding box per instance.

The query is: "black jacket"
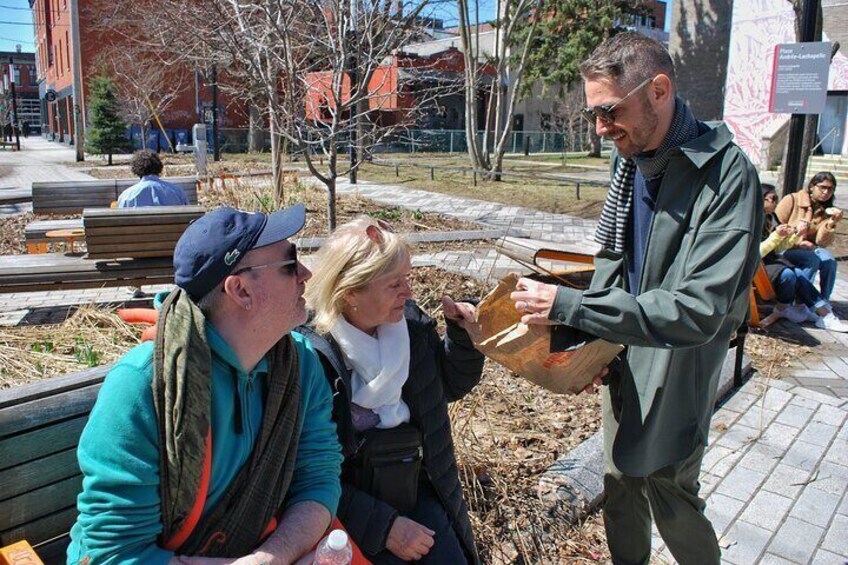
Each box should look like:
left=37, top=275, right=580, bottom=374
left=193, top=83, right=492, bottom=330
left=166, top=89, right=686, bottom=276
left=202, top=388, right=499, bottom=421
left=299, top=301, right=484, bottom=563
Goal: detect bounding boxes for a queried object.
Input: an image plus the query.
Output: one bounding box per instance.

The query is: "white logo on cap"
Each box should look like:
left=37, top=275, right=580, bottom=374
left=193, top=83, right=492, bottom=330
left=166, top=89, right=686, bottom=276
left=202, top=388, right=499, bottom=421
left=224, top=249, right=241, bottom=266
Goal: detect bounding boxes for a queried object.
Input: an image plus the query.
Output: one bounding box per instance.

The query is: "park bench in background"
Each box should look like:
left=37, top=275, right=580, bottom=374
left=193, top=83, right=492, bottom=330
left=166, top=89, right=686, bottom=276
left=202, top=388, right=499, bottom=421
left=24, top=219, right=84, bottom=253
left=0, top=366, right=109, bottom=564
left=31, top=177, right=198, bottom=215
left=83, top=205, right=204, bottom=259
left=1, top=206, right=204, bottom=294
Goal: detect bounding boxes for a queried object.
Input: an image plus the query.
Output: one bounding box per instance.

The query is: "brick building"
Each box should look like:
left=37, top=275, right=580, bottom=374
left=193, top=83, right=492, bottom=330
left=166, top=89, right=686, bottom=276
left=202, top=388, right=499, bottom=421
left=0, top=48, right=40, bottom=134
left=28, top=0, right=245, bottom=149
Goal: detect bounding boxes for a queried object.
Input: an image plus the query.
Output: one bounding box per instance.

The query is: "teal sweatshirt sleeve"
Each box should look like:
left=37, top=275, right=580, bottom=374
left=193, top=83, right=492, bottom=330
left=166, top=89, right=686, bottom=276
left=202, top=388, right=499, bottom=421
left=285, top=333, right=343, bottom=515
left=67, top=342, right=174, bottom=565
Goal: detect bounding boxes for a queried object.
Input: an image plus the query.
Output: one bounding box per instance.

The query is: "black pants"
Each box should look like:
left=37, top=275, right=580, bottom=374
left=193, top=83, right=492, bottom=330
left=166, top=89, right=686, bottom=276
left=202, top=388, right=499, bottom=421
left=369, top=479, right=467, bottom=564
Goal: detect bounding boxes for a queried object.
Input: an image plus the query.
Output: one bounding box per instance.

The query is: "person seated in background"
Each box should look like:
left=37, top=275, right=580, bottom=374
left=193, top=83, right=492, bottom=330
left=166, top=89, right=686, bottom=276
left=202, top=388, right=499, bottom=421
left=775, top=171, right=843, bottom=302
left=117, top=149, right=189, bottom=207
left=67, top=205, right=342, bottom=565
left=760, top=184, right=848, bottom=331
left=300, top=217, right=484, bottom=564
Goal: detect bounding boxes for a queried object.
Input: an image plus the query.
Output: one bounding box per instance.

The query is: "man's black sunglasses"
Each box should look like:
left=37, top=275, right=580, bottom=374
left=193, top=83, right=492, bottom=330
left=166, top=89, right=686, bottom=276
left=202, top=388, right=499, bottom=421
left=230, top=247, right=299, bottom=277
left=581, top=77, right=654, bottom=125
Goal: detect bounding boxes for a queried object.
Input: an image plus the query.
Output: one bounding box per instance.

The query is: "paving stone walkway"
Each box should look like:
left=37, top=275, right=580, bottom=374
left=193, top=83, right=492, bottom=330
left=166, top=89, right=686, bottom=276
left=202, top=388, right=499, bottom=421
left=0, top=158, right=845, bottom=562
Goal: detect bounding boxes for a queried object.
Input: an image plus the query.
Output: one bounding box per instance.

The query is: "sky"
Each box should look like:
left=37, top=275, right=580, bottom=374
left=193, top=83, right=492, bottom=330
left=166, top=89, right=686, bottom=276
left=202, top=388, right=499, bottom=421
left=0, top=0, right=34, bottom=53
left=0, top=0, right=672, bottom=54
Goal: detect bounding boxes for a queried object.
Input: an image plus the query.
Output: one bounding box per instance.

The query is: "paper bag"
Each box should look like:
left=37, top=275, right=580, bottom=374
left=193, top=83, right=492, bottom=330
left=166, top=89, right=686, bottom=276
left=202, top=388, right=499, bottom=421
left=474, top=273, right=624, bottom=394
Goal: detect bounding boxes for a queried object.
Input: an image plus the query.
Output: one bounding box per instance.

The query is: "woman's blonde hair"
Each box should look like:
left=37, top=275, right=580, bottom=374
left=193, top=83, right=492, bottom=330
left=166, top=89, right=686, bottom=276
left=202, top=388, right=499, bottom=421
left=306, top=216, right=411, bottom=333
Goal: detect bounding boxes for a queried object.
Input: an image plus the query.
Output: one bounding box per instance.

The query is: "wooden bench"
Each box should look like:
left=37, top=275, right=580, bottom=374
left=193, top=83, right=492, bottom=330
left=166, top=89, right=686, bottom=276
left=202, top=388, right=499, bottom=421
left=24, top=219, right=84, bottom=254
left=1, top=206, right=204, bottom=294
left=83, top=206, right=204, bottom=260
left=31, top=177, right=199, bottom=215
left=0, top=366, right=109, bottom=564
left=749, top=263, right=778, bottom=328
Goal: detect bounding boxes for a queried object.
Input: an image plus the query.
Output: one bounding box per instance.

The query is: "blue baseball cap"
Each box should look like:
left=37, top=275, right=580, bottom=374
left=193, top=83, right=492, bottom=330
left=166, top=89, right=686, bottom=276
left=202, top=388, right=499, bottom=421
left=174, top=204, right=306, bottom=300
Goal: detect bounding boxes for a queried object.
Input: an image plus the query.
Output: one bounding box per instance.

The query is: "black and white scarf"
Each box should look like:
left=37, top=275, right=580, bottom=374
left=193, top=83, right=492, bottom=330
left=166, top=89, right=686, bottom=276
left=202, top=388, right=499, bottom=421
left=593, top=96, right=700, bottom=252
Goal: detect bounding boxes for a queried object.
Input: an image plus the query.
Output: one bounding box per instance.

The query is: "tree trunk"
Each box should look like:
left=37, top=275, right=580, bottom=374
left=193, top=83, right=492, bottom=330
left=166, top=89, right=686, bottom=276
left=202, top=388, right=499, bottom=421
left=326, top=176, right=337, bottom=233
left=270, top=117, right=283, bottom=206
left=589, top=130, right=602, bottom=157
left=248, top=103, right=263, bottom=153
left=108, top=152, right=113, bottom=166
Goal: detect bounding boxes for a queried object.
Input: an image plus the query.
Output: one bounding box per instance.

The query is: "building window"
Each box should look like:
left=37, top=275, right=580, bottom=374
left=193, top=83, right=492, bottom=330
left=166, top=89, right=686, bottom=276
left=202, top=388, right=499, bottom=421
left=65, top=31, right=70, bottom=72
left=29, top=65, right=37, bottom=86
left=57, top=41, right=62, bottom=75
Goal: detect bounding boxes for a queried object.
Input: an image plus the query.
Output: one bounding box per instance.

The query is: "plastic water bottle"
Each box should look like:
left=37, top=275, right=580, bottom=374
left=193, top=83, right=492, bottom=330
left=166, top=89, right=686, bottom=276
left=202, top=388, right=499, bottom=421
left=313, top=529, right=353, bottom=565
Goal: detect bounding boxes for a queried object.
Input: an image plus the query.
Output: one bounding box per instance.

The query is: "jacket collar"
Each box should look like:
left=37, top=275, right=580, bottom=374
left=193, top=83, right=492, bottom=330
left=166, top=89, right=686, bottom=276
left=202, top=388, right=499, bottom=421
left=675, top=122, right=734, bottom=170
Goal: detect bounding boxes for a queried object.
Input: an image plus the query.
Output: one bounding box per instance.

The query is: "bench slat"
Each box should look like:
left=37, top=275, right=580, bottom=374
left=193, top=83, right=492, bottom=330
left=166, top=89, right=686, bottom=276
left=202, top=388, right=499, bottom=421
left=80, top=224, right=187, bottom=238
left=0, top=416, right=88, bottom=470
left=83, top=204, right=203, bottom=218
left=1, top=508, right=77, bottom=557
left=85, top=229, right=186, bottom=246
left=0, top=448, right=79, bottom=501
left=0, top=385, right=102, bottom=437
left=0, top=276, right=173, bottom=293
left=0, top=368, right=107, bottom=409
left=33, top=532, right=74, bottom=565
left=0, top=475, right=82, bottom=534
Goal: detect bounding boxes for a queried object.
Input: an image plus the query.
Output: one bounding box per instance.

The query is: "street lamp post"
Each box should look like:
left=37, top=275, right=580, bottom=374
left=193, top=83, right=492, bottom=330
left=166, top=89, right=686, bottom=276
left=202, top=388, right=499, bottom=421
left=211, top=64, right=220, bottom=162
left=8, top=58, right=20, bottom=150
left=781, top=0, right=820, bottom=197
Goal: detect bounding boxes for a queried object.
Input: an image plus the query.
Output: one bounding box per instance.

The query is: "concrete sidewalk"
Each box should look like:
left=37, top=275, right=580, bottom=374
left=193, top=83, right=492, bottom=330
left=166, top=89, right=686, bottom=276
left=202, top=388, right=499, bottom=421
left=0, top=176, right=845, bottom=563
left=0, top=136, right=95, bottom=213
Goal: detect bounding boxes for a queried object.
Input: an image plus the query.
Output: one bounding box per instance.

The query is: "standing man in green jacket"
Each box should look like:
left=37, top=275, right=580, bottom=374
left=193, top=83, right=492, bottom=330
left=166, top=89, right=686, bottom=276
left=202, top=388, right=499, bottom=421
left=68, top=205, right=343, bottom=565
left=511, top=33, right=763, bottom=564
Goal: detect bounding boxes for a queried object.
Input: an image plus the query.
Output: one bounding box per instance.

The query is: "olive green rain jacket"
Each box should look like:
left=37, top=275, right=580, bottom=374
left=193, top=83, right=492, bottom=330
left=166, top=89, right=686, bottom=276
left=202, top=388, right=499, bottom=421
left=550, top=123, right=764, bottom=477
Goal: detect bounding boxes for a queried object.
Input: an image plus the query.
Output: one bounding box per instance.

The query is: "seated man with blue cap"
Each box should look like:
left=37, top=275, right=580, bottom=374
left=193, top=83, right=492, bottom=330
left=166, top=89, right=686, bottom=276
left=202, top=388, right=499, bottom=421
left=68, top=205, right=343, bottom=565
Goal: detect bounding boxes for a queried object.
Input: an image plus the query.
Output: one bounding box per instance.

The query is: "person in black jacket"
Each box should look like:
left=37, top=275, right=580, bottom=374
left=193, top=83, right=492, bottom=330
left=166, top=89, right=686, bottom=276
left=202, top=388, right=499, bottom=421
left=301, top=216, right=484, bottom=564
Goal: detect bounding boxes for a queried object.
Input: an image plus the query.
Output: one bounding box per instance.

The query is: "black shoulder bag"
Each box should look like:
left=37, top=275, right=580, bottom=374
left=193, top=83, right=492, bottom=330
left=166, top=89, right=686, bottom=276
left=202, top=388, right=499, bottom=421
left=354, top=422, right=423, bottom=513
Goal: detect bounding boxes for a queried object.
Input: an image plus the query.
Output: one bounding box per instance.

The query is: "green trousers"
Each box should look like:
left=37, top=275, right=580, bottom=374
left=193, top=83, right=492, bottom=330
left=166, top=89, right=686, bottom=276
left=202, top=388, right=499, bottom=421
left=602, top=388, right=720, bottom=565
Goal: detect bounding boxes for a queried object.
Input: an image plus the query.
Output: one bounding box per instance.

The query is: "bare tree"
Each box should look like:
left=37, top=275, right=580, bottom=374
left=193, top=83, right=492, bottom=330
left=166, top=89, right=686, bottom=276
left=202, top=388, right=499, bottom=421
left=457, top=0, right=540, bottom=179
left=93, top=45, right=188, bottom=151
left=550, top=83, right=590, bottom=152
left=88, top=0, right=454, bottom=230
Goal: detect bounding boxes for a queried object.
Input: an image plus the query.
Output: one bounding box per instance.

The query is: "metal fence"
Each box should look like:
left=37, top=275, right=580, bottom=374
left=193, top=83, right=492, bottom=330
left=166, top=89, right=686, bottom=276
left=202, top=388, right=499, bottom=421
left=369, top=129, right=590, bottom=155
left=126, top=127, right=598, bottom=156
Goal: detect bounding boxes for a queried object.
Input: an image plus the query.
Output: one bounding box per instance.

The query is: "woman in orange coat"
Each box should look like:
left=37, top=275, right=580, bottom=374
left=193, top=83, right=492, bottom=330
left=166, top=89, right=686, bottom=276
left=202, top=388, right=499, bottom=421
left=775, top=171, right=843, bottom=300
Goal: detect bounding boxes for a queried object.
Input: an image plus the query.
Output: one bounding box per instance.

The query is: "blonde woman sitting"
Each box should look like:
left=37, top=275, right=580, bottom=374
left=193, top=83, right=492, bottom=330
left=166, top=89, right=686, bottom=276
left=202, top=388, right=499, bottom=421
left=300, top=217, right=484, bottom=564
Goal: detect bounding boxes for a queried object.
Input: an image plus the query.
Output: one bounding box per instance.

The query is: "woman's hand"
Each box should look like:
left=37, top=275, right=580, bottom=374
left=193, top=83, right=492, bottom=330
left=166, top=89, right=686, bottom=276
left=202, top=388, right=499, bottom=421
left=385, top=517, right=435, bottom=561
left=775, top=224, right=794, bottom=237
left=442, top=295, right=481, bottom=342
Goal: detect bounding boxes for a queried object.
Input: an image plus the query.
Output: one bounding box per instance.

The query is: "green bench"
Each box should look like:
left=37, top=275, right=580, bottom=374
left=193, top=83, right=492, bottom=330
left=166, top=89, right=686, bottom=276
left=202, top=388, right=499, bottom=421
left=0, top=366, right=109, bottom=564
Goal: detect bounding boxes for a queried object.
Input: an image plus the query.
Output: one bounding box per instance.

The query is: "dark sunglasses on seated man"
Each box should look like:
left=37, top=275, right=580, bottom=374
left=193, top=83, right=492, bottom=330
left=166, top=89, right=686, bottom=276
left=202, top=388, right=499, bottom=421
left=230, top=247, right=299, bottom=277
left=581, top=76, right=655, bottom=125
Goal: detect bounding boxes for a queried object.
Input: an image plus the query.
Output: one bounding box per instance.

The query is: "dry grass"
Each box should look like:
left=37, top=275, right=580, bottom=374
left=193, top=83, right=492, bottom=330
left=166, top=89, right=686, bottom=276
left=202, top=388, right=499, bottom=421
left=358, top=162, right=608, bottom=220
left=0, top=305, right=140, bottom=389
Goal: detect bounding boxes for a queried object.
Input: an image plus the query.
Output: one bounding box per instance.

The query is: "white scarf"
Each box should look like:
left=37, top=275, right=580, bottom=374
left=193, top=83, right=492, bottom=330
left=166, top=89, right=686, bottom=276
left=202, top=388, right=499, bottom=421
left=330, top=316, right=411, bottom=429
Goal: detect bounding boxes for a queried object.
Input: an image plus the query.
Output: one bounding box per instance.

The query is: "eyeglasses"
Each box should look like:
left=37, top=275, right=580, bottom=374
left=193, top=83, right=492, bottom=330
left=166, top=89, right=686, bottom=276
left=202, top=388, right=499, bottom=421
left=815, top=183, right=835, bottom=192
left=230, top=247, right=299, bottom=277
left=764, top=195, right=777, bottom=202
left=581, top=77, right=655, bottom=125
